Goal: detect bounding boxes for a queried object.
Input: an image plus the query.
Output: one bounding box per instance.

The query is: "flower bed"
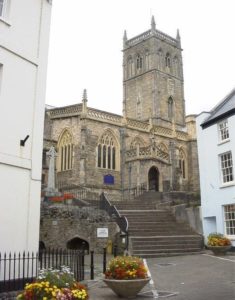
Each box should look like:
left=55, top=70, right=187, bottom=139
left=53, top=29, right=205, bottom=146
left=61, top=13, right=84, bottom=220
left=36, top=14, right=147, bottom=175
left=17, top=266, right=88, bottom=300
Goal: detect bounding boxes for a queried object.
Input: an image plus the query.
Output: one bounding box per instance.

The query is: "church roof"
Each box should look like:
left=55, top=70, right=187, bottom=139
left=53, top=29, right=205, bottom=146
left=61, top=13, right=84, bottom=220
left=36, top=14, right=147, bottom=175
left=201, top=87, right=235, bottom=128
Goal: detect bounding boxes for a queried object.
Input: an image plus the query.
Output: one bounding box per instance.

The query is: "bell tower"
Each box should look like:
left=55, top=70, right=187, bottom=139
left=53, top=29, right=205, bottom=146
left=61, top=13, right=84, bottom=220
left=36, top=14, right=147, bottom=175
left=122, top=16, right=185, bottom=129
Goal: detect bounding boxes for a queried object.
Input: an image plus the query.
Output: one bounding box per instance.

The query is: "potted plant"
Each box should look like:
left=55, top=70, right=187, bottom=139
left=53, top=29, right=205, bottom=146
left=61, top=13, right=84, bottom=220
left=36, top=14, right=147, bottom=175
left=207, top=232, right=232, bottom=255
left=17, top=266, right=88, bottom=300
left=104, top=256, right=150, bottom=298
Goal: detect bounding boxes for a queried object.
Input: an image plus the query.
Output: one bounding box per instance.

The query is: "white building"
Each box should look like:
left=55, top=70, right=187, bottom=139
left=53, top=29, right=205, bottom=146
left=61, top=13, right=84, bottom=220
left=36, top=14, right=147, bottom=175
left=196, top=88, right=235, bottom=247
left=0, top=0, right=52, bottom=252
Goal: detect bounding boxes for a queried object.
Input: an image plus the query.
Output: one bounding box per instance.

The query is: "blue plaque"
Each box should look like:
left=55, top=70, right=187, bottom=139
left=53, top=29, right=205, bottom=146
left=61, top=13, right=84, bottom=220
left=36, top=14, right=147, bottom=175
left=104, top=174, right=114, bottom=185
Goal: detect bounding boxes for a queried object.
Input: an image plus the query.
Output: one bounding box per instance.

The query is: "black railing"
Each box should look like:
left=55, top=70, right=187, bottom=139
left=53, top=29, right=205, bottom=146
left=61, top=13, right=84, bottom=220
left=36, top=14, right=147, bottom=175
left=100, top=193, right=129, bottom=250
left=0, top=249, right=85, bottom=293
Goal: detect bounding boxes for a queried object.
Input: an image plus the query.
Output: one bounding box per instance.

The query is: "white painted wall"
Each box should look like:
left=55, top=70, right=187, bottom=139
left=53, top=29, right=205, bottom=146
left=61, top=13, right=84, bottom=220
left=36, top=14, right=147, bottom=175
left=196, top=112, right=235, bottom=246
left=0, top=0, right=52, bottom=253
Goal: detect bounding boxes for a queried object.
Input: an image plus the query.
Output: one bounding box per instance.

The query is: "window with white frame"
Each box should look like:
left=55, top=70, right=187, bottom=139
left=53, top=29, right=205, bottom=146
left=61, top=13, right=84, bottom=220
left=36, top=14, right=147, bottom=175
left=218, top=119, right=229, bottom=142
left=220, top=151, right=234, bottom=183
left=0, top=0, right=7, bottom=18
left=224, top=204, right=235, bottom=235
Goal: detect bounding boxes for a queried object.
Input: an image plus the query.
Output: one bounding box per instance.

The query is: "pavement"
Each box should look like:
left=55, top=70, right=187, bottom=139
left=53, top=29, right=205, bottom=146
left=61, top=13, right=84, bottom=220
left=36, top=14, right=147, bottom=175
left=84, top=251, right=235, bottom=300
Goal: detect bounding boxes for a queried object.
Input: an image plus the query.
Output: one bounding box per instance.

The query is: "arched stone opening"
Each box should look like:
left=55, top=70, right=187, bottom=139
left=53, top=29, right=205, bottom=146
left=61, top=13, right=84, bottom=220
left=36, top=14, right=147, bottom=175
left=148, top=166, right=159, bottom=191
left=67, top=237, right=89, bottom=252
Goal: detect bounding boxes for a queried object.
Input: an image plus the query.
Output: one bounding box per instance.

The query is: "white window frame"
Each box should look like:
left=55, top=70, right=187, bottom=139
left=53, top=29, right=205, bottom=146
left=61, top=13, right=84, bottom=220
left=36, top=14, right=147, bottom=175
left=218, top=119, right=229, bottom=143
left=224, top=204, right=235, bottom=237
left=220, top=151, right=234, bottom=184
left=0, top=0, right=7, bottom=18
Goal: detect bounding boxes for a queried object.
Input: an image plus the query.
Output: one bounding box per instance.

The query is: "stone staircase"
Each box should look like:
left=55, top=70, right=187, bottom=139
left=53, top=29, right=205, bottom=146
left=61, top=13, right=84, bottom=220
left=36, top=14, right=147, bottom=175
left=111, top=192, right=203, bottom=258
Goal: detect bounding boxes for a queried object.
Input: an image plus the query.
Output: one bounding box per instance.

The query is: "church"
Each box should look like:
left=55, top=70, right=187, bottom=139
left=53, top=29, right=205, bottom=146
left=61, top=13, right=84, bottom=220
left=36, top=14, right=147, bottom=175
left=42, top=17, right=199, bottom=200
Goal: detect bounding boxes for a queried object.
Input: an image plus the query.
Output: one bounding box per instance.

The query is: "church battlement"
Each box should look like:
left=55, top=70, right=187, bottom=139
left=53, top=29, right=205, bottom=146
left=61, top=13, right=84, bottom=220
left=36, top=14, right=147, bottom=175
left=124, top=28, right=180, bottom=49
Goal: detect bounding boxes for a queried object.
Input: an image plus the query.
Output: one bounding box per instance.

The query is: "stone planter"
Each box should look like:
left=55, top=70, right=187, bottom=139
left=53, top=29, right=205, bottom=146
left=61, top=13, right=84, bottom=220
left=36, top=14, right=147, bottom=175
left=103, top=278, right=150, bottom=298
left=207, top=245, right=231, bottom=255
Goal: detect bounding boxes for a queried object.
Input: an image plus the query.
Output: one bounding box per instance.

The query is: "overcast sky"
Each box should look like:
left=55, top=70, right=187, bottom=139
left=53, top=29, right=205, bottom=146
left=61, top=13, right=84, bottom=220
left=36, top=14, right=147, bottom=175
left=45, top=0, right=235, bottom=116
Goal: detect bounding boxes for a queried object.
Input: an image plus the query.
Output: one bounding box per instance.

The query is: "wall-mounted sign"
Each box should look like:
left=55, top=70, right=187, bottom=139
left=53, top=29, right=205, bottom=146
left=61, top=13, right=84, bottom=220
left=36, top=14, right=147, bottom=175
left=104, top=174, right=114, bottom=185
left=97, top=228, right=109, bottom=238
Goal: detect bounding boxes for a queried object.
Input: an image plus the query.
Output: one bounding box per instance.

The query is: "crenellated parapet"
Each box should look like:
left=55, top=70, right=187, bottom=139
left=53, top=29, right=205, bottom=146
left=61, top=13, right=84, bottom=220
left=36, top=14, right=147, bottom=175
left=124, top=28, right=180, bottom=49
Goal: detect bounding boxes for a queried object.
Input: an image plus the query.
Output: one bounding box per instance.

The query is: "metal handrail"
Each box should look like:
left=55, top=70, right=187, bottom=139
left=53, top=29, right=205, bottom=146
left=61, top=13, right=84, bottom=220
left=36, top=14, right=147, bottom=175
left=100, top=193, right=129, bottom=250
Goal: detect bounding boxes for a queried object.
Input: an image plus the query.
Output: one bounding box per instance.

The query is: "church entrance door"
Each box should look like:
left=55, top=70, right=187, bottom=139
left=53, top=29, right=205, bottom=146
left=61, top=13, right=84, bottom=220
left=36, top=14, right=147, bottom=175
left=148, top=166, right=159, bottom=191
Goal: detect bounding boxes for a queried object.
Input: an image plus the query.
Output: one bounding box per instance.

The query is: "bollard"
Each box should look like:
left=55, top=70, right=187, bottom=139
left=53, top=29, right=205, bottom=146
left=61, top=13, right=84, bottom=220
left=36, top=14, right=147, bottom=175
left=90, top=251, right=94, bottom=280
left=103, top=248, right=107, bottom=273
left=113, top=244, right=117, bottom=257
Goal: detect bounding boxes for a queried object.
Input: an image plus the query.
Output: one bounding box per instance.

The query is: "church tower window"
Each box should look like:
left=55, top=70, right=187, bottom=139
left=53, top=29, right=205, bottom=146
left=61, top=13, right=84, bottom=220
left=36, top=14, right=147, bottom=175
left=136, top=54, right=143, bottom=71
left=179, top=149, right=187, bottom=179
left=165, top=53, right=171, bottom=68
left=97, top=131, right=119, bottom=170
left=57, top=129, right=73, bottom=172
left=168, top=97, right=174, bottom=121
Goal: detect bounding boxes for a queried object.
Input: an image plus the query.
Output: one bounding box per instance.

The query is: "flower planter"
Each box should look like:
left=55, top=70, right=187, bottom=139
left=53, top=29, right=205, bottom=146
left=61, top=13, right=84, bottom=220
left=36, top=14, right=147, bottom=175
left=207, top=245, right=231, bottom=255
left=103, top=278, right=150, bottom=298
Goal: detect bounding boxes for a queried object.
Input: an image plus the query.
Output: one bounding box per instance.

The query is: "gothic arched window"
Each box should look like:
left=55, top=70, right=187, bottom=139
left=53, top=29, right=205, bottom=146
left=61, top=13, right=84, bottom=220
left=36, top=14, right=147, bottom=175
left=97, top=131, right=119, bottom=170
left=136, top=54, right=143, bottom=71
left=179, top=149, right=187, bottom=179
left=165, top=53, right=171, bottom=68
left=168, top=97, right=174, bottom=121
left=57, top=130, right=73, bottom=172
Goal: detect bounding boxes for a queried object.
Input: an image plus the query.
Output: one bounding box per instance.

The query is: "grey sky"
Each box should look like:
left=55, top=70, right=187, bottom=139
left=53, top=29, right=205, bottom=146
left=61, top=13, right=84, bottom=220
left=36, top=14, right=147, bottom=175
left=45, top=0, right=235, bottom=115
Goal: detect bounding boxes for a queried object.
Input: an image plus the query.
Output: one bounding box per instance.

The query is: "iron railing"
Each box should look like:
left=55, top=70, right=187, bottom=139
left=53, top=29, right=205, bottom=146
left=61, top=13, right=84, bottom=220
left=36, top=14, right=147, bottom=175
left=0, top=249, right=85, bottom=293
left=100, top=193, right=129, bottom=250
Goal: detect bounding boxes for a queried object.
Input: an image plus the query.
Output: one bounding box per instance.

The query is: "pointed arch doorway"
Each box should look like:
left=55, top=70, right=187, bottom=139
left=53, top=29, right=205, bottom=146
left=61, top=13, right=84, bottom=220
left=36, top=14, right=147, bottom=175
left=67, top=237, right=89, bottom=252
left=148, top=166, right=159, bottom=191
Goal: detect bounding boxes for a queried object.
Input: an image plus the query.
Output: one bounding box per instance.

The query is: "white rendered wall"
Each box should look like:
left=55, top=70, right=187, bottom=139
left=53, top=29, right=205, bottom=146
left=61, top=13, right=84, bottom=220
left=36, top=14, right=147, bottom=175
left=0, top=0, right=52, bottom=253
left=196, top=113, right=235, bottom=246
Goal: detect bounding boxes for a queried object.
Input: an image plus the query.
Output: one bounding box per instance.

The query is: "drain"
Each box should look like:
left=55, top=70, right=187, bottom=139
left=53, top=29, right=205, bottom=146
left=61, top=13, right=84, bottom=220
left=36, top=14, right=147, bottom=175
left=138, top=290, right=179, bottom=298
left=155, top=263, right=176, bottom=267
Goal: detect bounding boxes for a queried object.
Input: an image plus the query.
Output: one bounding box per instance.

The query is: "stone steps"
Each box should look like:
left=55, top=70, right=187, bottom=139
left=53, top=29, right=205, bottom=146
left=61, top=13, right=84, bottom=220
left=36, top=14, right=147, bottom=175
left=111, top=192, right=203, bottom=257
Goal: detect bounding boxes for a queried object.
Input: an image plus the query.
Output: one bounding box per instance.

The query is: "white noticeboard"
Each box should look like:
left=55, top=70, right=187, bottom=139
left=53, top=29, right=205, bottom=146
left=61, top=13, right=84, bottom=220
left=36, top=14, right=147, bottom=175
left=97, top=228, right=109, bottom=238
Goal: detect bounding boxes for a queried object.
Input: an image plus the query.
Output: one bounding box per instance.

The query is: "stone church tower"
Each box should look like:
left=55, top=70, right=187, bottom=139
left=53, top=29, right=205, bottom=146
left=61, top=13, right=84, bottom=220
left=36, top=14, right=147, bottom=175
left=42, top=17, right=200, bottom=200
left=123, top=16, right=185, bottom=129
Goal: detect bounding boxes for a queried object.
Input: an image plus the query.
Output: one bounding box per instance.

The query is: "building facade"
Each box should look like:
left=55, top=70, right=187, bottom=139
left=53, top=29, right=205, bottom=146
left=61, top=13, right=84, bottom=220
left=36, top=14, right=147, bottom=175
left=43, top=17, right=199, bottom=201
left=196, top=88, right=235, bottom=246
left=0, top=0, right=52, bottom=252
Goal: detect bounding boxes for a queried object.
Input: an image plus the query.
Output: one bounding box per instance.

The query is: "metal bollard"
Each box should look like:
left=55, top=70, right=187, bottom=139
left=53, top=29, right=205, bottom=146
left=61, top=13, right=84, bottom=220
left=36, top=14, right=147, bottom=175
left=103, top=248, right=107, bottom=273
left=113, top=245, right=117, bottom=257
left=90, top=251, right=94, bottom=280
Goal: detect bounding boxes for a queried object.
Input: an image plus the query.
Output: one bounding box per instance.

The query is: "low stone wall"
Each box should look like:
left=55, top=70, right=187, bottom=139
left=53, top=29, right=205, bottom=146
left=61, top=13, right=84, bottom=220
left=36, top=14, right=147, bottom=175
left=171, top=204, right=203, bottom=234
left=40, top=205, right=119, bottom=253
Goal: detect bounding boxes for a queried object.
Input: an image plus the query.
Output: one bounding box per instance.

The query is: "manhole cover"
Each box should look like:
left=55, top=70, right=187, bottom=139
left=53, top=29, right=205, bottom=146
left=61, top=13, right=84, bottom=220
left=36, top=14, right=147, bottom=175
left=138, top=290, right=178, bottom=298
left=156, top=263, right=176, bottom=267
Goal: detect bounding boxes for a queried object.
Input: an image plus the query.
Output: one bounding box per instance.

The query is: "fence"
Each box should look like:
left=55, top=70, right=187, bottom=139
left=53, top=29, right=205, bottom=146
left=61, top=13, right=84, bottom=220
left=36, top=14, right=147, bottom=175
left=0, top=249, right=84, bottom=293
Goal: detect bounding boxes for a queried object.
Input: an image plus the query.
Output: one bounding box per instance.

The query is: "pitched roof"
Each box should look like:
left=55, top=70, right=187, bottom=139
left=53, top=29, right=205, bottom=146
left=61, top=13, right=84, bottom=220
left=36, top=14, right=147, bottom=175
left=201, top=87, right=235, bottom=128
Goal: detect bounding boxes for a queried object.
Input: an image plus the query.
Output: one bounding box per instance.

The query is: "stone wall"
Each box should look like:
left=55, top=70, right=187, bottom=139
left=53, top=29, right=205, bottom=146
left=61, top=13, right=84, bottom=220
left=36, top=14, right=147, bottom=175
left=40, top=204, right=119, bottom=253
left=171, top=204, right=203, bottom=234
